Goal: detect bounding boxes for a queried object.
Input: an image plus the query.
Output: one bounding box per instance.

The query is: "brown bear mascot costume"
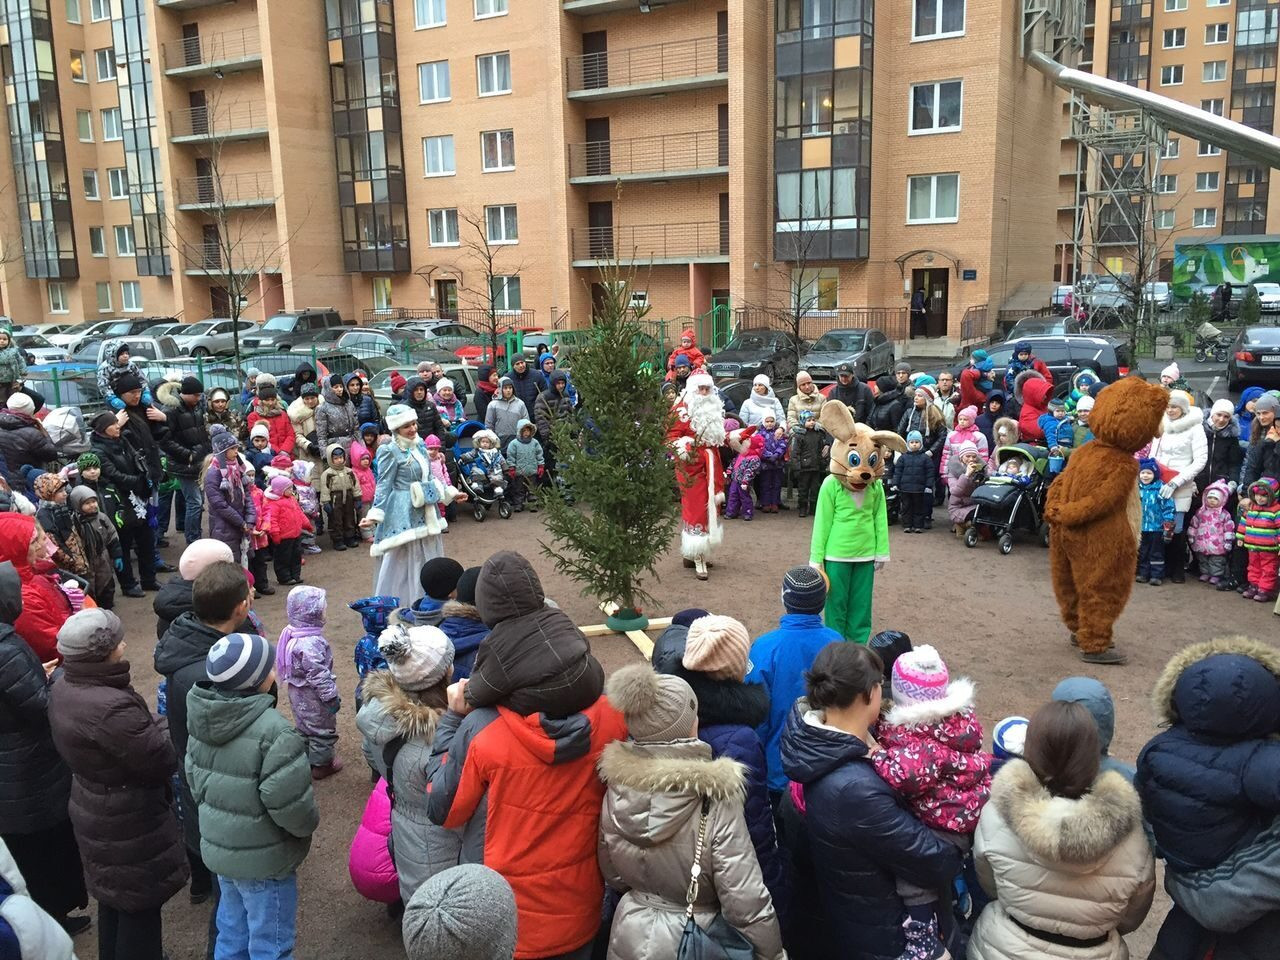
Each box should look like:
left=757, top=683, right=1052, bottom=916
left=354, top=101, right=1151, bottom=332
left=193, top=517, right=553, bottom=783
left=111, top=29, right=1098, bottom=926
left=1043, top=376, right=1168, bottom=665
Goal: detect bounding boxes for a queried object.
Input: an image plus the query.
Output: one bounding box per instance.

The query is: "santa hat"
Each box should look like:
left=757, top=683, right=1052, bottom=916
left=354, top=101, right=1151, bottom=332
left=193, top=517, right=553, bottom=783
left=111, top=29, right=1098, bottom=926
left=686, top=371, right=714, bottom=392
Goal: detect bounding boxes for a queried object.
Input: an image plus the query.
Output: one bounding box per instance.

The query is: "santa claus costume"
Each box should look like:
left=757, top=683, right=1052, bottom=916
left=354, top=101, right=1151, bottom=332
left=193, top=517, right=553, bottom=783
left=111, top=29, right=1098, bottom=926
left=667, top=371, right=727, bottom=580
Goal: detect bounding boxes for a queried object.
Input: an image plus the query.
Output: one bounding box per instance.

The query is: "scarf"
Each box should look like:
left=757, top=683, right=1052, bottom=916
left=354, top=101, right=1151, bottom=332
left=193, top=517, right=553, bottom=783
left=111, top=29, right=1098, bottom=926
left=218, top=452, right=245, bottom=501
left=395, top=433, right=433, bottom=484
left=477, top=379, right=497, bottom=397
left=275, top=620, right=326, bottom=684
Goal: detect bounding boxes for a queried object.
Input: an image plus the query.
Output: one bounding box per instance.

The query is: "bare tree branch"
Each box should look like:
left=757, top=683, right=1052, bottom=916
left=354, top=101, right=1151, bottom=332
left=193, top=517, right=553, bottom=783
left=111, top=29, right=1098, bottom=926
left=457, top=207, right=525, bottom=363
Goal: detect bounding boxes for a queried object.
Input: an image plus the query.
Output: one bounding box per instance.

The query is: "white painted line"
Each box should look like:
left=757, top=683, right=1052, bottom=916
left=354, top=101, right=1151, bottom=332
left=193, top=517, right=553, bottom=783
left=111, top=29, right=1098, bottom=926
left=1208, top=375, right=1220, bottom=398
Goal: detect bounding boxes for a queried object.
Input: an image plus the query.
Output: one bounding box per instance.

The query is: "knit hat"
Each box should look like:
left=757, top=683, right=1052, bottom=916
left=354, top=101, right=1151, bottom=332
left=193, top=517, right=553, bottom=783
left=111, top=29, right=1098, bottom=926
left=209, top=387, right=230, bottom=403
left=672, top=607, right=710, bottom=627
left=455, top=566, right=481, bottom=606
left=1047, top=397, right=1065, bottom=411
left=377, top=622, right=454, bottom=691
left=250, top=422, right=270, bottom=441
left=300, top=382, right=319, bottom=398
left=257, top=385, right=278, bottom=401
left=894, top=361, right=912, bottom=374
left=1077, top=395, right=1095, bottom=413
left=329, top=373, right=344, bottom=388
left=1211, top=398, right=1236, bottom=418
left=390, top=371, right=407, bottom=393
left=114, top=372, right=142, bottom=395
left=270, top=452, right=292, bottom=471
left=682, top=615, right=751, bottom=680
left=795, top=370, right=813, bottom=385
left=179, top=539, right=235, bottom=581
left=955, top=440, right=979, bottom=461
left=781, top=565, right=826, bottom=614
left=1167, top=391, right=1191, bottom=415
left=1255, top=393, right=1280, bottom=416
left=958, top=405, right=979, bottom=422
left=402, top=864, right=517, bottom=960
left=752, top=373, right=771, bottom=388
left=916, top=384, right=936, bottom=403
left=436, top=378, right=455, bottom=393
left=606, top=663, right=698, bottom=743
left=1137, top=457, right=1159, bottom=477
left=993, top=716, right=1029, bottom=760
left=420, top=557, right=464, bottom=601
left=76, top=452, right=100, bottom=471
left=266, top=475, right=292, bottom=499
left=906, top=430, right=923, bottom=445
left=972, top=349, right=993, bottom=372
left=869, top=630, right=913, bottom=685
left=180, top=376, right=204, bottom=396
left=386, top=403, right=417, bottom=432
left=56, top=608, right=125, bottom=662
left=891, top=644, right=950, bottom=707
left=5, top=393, right=33, bottom=415
left=91, top=411, right=117, bottom=435
left=424, top=434, right=442, bottom=449
left=206, top=633, right=275, bottom=691
left=33, top=473, right=65, bottom=500
left=1161, top=362, right=1181, bottom=381
left=209, top=426, right=237, bottom=456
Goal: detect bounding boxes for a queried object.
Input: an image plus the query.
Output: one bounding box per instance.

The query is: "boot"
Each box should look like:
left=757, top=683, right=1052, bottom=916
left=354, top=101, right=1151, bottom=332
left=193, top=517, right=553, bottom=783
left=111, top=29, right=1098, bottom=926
left=311, top=756, right=345, bottom=780
left=1080, top=646, right=1128, bottom=666
left=694, top=557, right=708, bottom=581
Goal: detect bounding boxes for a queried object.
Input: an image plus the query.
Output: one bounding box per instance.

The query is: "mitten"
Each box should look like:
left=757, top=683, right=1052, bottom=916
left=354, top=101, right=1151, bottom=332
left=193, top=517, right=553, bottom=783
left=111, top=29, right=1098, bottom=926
left=537, top=466, right=545, bottom=478
left=113, top=558, right=123, bottom=572
left=61, top=582, right=85, bottom=612
left=326, top=697, right=341, bottom=715
left=1159, top=482, right=1177, bottom=500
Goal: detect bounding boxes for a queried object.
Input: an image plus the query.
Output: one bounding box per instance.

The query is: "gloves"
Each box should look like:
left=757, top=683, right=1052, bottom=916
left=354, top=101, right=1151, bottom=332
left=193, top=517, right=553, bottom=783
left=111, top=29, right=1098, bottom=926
left=113, top=558, right=124, bottom=572
left=536, top=466, right=545, bottom=478
left=325, top=697, right=341, bottom=715
left=61, top=583, right=85, bottom=612
left=1159, top=482, right=1177, bottom=499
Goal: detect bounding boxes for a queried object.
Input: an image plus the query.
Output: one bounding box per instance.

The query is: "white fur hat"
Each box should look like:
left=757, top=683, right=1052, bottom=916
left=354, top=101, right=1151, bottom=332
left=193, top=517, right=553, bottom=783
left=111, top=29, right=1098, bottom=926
left=687, top=371, right=714, bottom=392
left=385, top=403, right=417, bottom=432
left=472, top=429, right=498, bottom=447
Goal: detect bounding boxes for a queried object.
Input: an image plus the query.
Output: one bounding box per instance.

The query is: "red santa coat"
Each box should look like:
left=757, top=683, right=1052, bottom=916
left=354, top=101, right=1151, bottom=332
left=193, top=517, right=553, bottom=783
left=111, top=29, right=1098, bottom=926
left=667, top=402, right=725, bottom=561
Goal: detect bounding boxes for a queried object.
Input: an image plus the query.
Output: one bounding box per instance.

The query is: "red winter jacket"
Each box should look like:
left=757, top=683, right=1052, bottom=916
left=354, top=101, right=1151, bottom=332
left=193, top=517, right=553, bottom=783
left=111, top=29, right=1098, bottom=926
left=958, top=366, right=990, bottom=413
left=247, top=407, right=295, bottom=457
left=1017, top=378, right=1054, bottom=443
left=0, top=513, right=74, bottom=662
left=261, top=495, right=312, bottom=544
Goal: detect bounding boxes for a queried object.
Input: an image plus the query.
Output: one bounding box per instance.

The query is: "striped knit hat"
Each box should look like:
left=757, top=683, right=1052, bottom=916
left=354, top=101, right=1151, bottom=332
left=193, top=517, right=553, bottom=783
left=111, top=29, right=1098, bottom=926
left=891, top=644, right=950, bottom=707
left=683, top=615, right=751, bottom=681
left=206, top=633, right=274, bottom=691
left=781, top=565, right=826, bottom=614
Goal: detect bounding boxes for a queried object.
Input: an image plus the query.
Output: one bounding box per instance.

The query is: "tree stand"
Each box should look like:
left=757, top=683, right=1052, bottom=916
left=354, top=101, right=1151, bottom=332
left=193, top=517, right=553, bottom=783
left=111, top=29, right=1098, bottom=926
left=583, top=602, right=672, bottom=659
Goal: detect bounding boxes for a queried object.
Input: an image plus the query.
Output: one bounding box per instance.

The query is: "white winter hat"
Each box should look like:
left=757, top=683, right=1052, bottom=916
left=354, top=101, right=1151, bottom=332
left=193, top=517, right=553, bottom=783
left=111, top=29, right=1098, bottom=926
left=1161, top=362, right=1181, bottom=381
left=1211, top=398, right=1236, bottom=418
left=472, top=429, right=499, bottom=447
left=385, top=403, right=417, bottom=432
left=752, top=373, right=771, bottom=388
left=377, top=623, right=454, bottom=691
left=1076, top=395, right=1095, bottom=413
left=435, top=378, right=455, bottom=393
left=6, top=393, right=34, bottom=415
left=250, top=422, right=270, bottom=441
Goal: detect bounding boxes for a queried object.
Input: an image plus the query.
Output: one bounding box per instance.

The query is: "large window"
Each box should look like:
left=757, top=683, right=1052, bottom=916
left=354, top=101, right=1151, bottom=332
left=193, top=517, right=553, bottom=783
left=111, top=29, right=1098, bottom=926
left=89, top=0, right=110, bottom=20
left=1163, top=138, right=1180, bottom=158
left=88, top=226, right=106, bottom=256
left=83, top=169, right=99, bottom=199
left=418, top=61, right=450, bottom=103
left=1163, top=27, right=1186, bottom=47
left=775, top=69, right=871, bottom=138
left=48, top=282, right=69, bottom=314
left=1236, top=7, right=1278, bottom=47
left=1165, top=0, right=1187, bottom=10
left=485, top=204, right=518, bottom=243
left=120, top=281, right=142, bottom=312
left=906, top=173, right=959, bottom=223
left=477, top=52, right=511, bottom=96
left=792, top=268, right=839, bottom=311
left=96, top=282, right=112, bottom=312
left=1194, top=207, right=1218, bottom=227
left=909, top=80, right=962, bottom=134
left=114, top=225, right=135, bottom=256
left=475, top=0, right=507, bottom=17
left=108, top=167, right=128, bottom=199
left=95, top=48, right=115, bottom=81
left=490, top=275, right=521, bottom=311
left=415, top=0, right=445, bottom=28
left=1203, top=60, right=1226, bottom=81
left=1199, top=140, right=1222, bottom=156
left=428, top=208, right=459, bottom=245
left=1196, top=171, right=1221, bottom=191
left=76, top=110, right=93, bottom=142
left=481, top=129, right=515, bottom=171
left=775, top=169, right=858, bottom=229
left=101, top=107, right=122, bottom=140
left=423, top=135, right=455, bottom=176
left=912, top=0, right=964, bottom=39
left=1160, top=64, right=1184, bottom=85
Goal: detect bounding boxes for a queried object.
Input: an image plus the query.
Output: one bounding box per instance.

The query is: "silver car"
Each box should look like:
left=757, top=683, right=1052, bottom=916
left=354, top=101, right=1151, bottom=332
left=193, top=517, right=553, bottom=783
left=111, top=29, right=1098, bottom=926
left=1253, top=282, right=1280, bottom=313
left=799, top=328, right=895, bottom=383
left=13, top=332, right=70, bottom=364
left=173, top=318, right=259, bottom=357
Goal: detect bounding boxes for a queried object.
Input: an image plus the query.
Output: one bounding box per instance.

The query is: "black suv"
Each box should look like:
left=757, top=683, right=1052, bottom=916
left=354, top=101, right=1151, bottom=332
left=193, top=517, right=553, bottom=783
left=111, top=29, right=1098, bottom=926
left=241, top=308, right=354, bottom=352
left=950, top=334, right=1137, bottom=388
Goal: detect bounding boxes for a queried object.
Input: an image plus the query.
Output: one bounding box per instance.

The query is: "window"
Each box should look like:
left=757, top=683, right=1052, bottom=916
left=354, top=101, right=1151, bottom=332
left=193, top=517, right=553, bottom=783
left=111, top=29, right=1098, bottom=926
left=1163, top=27, right=1186, bottom=47
left=372, top=278, right=393, bottom=311
left=906, top=172, right=959, bottom=223
left=70, top=50, right=86, bottom=82
left=101, top=107, right=122, bottom=140
left=1194, top=207, right=1218, bottom=227
left=66, top=0, right=80, bottom=23
left=114, top=225, right=135, bottom=256
left=120, top=281, right=142, bottom=312
left=76, top=110, right=93, bottom=142
left=422, top=135, right=455, bottom=176
left=1163, top=138, right=1180, bottom=158
left=415, top=0, right=446, bottom=28
left=1155, top=173, right=1178, bottom=193
left=475, top=0, right=507, bottom=17
left=485, top=204, right=518, bottom=243
left=1160, top=65, right=1184, bottom=85
left=489, top=276, right=521, bottom=311
left=90, top=0, right=110, bottom=20
left=418, top=60, right=450, bottom=103
left=477, top=52, right=511, bottom=96
left=1155, top=210, right=1176, bottom=229
left=1236, top=8, right=1278, bottom=47
left=83, top=169, right=99, bottom=199
left=909, top=80, right=962, bottom=134
left=48, top=282, right=69, bottom=314
left=96, top=282, right=112, bottom=312
left=1206, top=22, right=1229, bottom=42
left=776, top=168, right=858, bottom=228
left=1196, top=171, right=1221, bottom=191
left=793, top=268, right=839, bottom=311
left=88, top=227, right=106, bottom=257
left=481, top=129, right=515, bottom=171
left=95, top=48, right=115, bottom=82
left=1199, top=140, right=1222, bottom=155
left=1165, top=0, right=1187, bottom=10
left=428, top=208, right=459, bottom=245
left=1203, top=60, right=1226, bottom=81
left=1202, top=97, right=1224, bottom=115
left=1206, top=0, right=1230, bottom=5
left=912, top=0, right=965, bottom=39
left=107, top=167, right=128, bottom=199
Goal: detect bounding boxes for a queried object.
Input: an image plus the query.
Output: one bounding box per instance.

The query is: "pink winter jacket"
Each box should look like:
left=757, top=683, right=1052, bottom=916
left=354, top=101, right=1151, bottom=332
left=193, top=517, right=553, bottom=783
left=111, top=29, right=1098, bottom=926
left=348, top=778, right=399, bottom=903
left=939, top=425, right=990, bottom=477
left=872, top=679, right=994, bottom=834
left=1187, top=481, right=1235, bottom=556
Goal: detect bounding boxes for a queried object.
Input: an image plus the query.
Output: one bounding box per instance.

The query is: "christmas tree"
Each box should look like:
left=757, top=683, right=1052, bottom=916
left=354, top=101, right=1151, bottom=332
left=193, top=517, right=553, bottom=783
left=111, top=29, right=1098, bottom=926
left=539, top=265, right=678, bottom=624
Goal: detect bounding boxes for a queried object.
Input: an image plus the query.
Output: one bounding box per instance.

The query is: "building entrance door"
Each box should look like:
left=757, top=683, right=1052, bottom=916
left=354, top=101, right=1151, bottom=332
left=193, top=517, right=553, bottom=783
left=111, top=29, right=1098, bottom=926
left=435, top=279, right=458, bottom=318
left=911, top=268, right=950, bottom=338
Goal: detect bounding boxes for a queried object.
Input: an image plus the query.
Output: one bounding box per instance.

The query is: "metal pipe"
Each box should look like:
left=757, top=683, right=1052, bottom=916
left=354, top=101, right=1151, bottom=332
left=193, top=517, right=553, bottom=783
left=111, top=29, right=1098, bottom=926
left=1027, top=50, right=1280, bottom=170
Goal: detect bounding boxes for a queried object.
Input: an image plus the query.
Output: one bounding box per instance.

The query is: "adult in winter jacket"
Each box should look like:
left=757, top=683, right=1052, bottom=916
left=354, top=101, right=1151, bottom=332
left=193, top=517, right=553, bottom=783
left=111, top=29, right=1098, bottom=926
left=483, top=377, right=530, bottom=448
left=473, top=365, right=499, bottom=425
left=315, top=375, right=359, bottom=455
left=244, top=385, right=295, bottom=456
left=738, top=374, right=787, bottom=429
left=277, top=362, right=317, bottom=405
left=533, top=372, right=575, bottom=469
left=0, top=514, right=74, bottom=664
left=896, top=392, right=946, bottom=460
left=287, top=385, right=321, bottom=459
left=90, top=411, right=159, bottom=595
left=788, top=371, right=826, bottom=430
left=402, top=377, right=448, bottom=444
left=160, top=376, right=210, bottom=546
left=598, top=663, right=784, bottom=960
left=505, top=355, right=546, bottom=414
left=1198, top=399, right=1244, bottom=493
left=0, top=561, right=87, bottom=931
left=948, top=443, right=988, bottom=528
left=1150, top=392, right=1209, bottom=583
left=347, top=373, right=380, bottom=427
left=1240, top=392, right=1280, bottom=498
left=0, top=396, right=56, bottom=491
left=969, top=700, right=1153, bottom=960
left=869, top=373, right=909, bottom=432
left=830, top=364, right=875, bottom=424
left=48, top=609, right=188, bottom=960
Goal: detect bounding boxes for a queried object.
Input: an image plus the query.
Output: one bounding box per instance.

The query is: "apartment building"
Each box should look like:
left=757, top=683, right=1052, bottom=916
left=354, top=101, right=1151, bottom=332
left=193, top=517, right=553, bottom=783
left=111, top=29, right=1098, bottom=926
left=0, top=0, right=1068, bottom=344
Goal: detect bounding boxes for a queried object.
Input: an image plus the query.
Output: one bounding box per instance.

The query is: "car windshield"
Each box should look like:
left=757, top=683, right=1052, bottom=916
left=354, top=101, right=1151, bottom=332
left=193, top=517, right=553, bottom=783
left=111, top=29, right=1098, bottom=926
left=723, top=334, right=772, bottom=352
left=811, top=332, right=867, bottom=352
left=1009, top=320, right=1061, bottom=336
left=1255, top=284, right=1280, bottom=295
left=184, top=322, right=215, bottom=335
left=14, top=334, right=53, bottom=348
left=72, top=340, right=101, bottom=362
left=262, top=315, right=297, bottom=331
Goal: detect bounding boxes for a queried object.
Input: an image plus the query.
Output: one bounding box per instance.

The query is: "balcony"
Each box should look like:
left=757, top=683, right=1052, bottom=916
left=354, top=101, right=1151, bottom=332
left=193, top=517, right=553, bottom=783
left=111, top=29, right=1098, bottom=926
left=182, top=240, right=282, bottom=276
left=563, top=0, right=652, bottom=14
left=568, top=129, right=727, bottom=184
left=157, top=0, right=234, bottom=9
left=169, top=100, right=270, bottom=144
left=162, top=28, right=262, bottom=78
left=571, top=221, right=728, bottom=266
left=566, top=36, right=727, bottom=101
left=175, top=171, right=275, bottom=210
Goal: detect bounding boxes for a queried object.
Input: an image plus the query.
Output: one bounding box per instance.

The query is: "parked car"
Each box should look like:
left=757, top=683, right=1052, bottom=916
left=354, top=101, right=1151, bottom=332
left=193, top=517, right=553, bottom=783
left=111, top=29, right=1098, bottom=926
left=1253, top=282, right=1280, bottom=313
left=367, top=362, right=480, bottom=415
left=1084, top=278, right=1128, bottom=311
left=950, top=334, right=1137, bottom=388
left=799, top=328, right=895, bottom=383
left=22, top=373, right=104, bottom=412
left=66, top=317, right=177, bottom=352
left=43, top=335, right=186, bottom=376
left=1142, top=281, right=1173, bottom=311
left=707, top=329, right=806, bottom=382
left=1004, top=316, right=1084, bottom=340
left=145, top=323, right=188, bottom=340
left=1227, top=325, right=1280, bottom=389
left=172, top=318, right=259, bottom=356
left=16, top=322, right=77, bottom=345
left=13, top=332, right=70, bottom=364
left=240, top=308, right=354, bottom=351
left=455, top=325, right=547, bottom=366
left=395, top=320, right=485, bottom=352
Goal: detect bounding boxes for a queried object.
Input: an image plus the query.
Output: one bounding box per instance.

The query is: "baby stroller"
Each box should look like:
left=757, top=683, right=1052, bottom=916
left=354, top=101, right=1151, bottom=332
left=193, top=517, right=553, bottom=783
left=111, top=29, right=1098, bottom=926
left=452, top=421, right=512, bottom=522
left=965, top=444, right=1050, bottom=555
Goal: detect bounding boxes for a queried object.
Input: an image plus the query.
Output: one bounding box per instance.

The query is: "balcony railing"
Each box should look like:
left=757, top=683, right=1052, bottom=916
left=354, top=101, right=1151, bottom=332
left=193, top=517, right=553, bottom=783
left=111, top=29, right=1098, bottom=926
left=567, top=129, right=727, bottom=180
left=169, top=100, right=270, bottom=141
left=175, top=171, right=275, bottom=208
left=571, top=221, right=728, bottom=262
left=183, top=240, right=281, bottom=274
left=162, top=27, right=262, bottom=73
left=566, top=35, right=727, bottom=94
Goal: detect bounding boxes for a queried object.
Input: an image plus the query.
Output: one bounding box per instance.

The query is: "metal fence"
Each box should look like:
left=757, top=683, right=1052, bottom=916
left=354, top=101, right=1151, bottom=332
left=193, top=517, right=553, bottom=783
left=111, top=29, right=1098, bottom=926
left=566, top=129, right=726, bottom=179
left=161, top=27, right=261, bottom=71
left=175, top=170, right=274, bottom=207
left=168, top=100, right=269, bottom=139
left=565, top=35, right=727, bottom=93
left=571, top=222, right=728, bottom=261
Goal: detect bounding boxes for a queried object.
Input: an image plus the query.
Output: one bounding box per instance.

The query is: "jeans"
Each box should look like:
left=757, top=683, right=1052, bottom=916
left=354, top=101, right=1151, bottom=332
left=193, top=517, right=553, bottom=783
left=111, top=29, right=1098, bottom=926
left=214, top=873, right=298, bottom=960
left=98, top=902, right=164, bottom=960
left=180, top=475, right=206, bottom=544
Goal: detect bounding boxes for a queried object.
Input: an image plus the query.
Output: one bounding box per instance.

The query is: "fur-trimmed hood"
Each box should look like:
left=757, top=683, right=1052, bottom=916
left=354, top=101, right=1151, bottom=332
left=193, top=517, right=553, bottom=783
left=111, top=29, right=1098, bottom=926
left=358, top=668, right=442, bottom=743
left=1151, top=635, right=1280, bottom=737
left=884, top=677, right=975, bottom=728
left=1160, top=409, right=1201, bottom=436
left=993, top=416, right=1021, bottom=447
left=993, top=760, right=1142, bottom=865
left=439, top=599, right=482, bottom=622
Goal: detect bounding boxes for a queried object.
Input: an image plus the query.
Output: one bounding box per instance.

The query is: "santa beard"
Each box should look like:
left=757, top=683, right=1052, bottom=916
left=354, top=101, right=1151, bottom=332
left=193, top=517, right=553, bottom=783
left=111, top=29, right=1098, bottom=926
left=687, top=392, right=726, bottom=446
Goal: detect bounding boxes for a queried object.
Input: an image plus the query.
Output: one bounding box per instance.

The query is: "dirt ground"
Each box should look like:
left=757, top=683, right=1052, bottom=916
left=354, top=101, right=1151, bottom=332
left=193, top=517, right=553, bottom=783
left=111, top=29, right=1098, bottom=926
left=103, top=502, right=1273, bottom=959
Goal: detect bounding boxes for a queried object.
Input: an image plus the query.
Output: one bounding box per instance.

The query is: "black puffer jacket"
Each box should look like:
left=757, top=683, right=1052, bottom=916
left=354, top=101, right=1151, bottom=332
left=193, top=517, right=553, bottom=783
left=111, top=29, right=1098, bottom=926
left=92, top=429, right=157, bottom=517
left=314, top=385, right=358, bottom=452
left=1198, top=417, right=1243, bottom=491
left=0, top=411, right=56, bottom=489
left=829, top=379, right=874, bottom=425
left=533, top=377, right=575, bottom=444
left=161, top=398, right=211, bottom=477
left=506, top=364, right=547, bottom=415
left=869, top=376, right=908, bottom=432
left=403, top=377, right=447, bottom=443
left=278, top=362, right=317, bottom=404
left=465, top=551, right=604, bottom=718
left=0, top=561, right=72, bottom=834
left=1241, top=433, right=1280, bottom=493
left=891, top=449, right=935, bottom=494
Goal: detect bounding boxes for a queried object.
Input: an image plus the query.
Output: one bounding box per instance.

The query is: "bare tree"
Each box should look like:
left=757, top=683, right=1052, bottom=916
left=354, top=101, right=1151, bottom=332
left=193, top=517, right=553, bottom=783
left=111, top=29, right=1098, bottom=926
left=457, top=208, right=525, bottom=365
left=737, top=216, right=829, bottom=370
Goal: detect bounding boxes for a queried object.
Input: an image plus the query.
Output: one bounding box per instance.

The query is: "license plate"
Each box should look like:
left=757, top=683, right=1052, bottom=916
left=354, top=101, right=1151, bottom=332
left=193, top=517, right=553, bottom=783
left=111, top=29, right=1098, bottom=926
left=1262, top=355, right=1280, bottom=363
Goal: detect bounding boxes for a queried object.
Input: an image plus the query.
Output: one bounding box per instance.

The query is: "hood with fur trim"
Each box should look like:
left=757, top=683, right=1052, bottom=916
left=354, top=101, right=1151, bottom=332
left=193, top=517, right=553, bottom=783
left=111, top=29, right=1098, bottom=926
left=1150, top=635, right=1280, bottom=735
left=884, top=677, right=976, bottom=728
left=993, top=760, right=1142, bottom=865
left=357, top=668, right=443, bottom=743
left=993, top=416, right=1021, bottom=447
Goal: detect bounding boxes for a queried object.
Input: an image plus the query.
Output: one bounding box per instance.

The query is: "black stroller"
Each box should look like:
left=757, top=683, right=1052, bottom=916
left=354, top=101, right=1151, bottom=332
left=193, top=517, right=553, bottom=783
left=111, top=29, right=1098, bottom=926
left=453, top=422, right=512, bottom=521
left=965, top=444, right=1051, bottom=554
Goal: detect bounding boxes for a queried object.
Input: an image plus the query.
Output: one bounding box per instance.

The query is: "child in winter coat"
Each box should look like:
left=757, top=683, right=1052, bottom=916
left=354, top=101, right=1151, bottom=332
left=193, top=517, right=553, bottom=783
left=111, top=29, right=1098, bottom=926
left=33, top=473, right=89, bottom=578
left=504, top=418, right=545, bottom=513
left=947, top=441, right=987, bottom=535
left=437, top=565, right=487, bottom=679
left=262, top=475, right=312, bottom=586
left=423, top=434, right=454, bottom=522
left=0, top=329, right=28, bottom=404
left=291, top=459, right=321, bottom=555
left=349, top=594, right=399, bottom=708
left=725, top=431, right=764, bottom=520
left=791, top=407, right=828, bottom=519
left=893, top=430, right=934, bottom=533
left=348, top=777, right=398, bottom=905
left=872, top=645, right=993, bottom=957
left=1236, top=476, right=1280, bottom=602
left=1038, top=397, right=1074, bottom=463
left=246, top=423, right=274, bottom=489
left=458, top=430, right=506, bottom=495
left=432, top=380, right=465, bottom=431
left=68, top=485, right=120, bottom=609
left=1188, top=479, right=1236, bottom=587
left=276, top=585, right=343, bottom=779
left=758, top=413, right=789, bottom=514
left=244, top=464, right=273, bottom=596
left=1138, top=458, right=1176, bottom=585
left=939, top=406, right=990, bottom=478
left=96, top=342, right=154, bottom=411
left=665, top=329, right=707, bottom=379
left=350, top=438, right=377, bottom=540
left=318, top=444, right=361, bottom=551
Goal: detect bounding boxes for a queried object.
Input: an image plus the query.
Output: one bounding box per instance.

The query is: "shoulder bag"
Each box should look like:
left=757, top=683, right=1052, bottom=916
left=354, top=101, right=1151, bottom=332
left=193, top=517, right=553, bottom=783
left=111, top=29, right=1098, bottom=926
left=676, top=797, right=754, bottom=960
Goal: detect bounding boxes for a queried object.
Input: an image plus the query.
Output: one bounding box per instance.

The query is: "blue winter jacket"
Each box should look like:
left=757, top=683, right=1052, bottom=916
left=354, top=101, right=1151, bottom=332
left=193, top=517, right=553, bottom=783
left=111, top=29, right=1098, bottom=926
left=537, top=354, right=577, bottom=406
left=436, top=601, right=489, bottom=680
left=1139, top=478, right=1175, bottom=533
left=891, top=449, right=934, bottom=494
left=746, top=613, right=844, bottom=792
left=245, top=446, right=274, bottom=489
left=1037, top=412, right=1074, bottom=452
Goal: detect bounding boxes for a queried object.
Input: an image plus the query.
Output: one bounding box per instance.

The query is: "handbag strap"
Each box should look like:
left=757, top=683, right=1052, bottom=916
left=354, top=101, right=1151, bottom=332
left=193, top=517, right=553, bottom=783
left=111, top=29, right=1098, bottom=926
left=684, top=796, right=711, bottom=920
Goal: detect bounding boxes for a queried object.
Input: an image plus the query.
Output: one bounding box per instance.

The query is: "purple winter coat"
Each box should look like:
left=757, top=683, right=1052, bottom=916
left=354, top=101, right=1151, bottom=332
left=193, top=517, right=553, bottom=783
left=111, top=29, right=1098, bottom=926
left=761, top=432, right=789, bottom=472
left=276, top=585, right=339, bottom=737
left=204, top=453, right=256, bottom=544
left=947, top=468, right=985, bottom=524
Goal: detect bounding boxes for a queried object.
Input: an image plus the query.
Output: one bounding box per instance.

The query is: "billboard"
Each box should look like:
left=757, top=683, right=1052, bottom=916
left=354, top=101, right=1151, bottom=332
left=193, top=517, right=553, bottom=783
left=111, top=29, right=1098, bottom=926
left=1173, top=237, right=1280, bottom=299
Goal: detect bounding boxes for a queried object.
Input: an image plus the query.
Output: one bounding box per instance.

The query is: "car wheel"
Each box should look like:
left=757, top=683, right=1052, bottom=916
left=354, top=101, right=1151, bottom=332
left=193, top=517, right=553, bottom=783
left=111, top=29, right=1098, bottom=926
left=192, top=347, right=209, bottom=358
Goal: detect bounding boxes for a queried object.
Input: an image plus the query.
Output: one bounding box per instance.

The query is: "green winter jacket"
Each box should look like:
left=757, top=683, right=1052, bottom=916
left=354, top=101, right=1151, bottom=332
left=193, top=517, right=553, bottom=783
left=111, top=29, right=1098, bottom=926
left=809, top=473, right=889, bottom=565
left=184, top=683, right=319, bottom=880
left=505, top=419, right=545, bottom=476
